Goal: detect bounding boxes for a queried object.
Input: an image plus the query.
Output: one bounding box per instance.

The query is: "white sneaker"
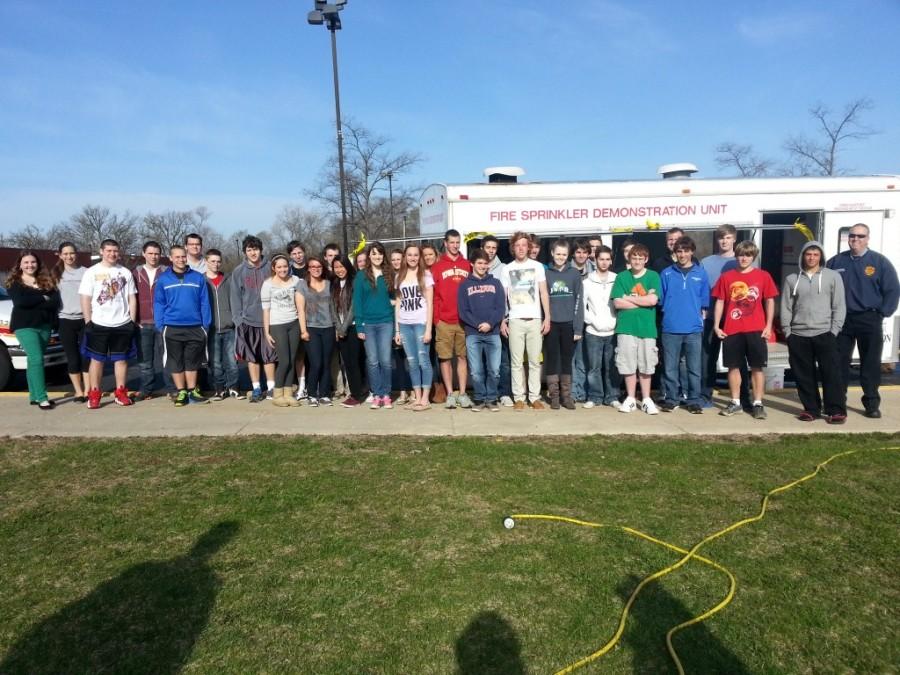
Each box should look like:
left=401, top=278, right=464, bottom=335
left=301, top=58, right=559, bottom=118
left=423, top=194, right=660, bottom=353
left=266, top=388, right=274, bottom=400
left=500, top=396, right=514, bottom=408
left=618, top=397, right=637, bottom=414
left=444, top=393, right=458, bottom=409
left=583, top=401, right=596, bottom=409
left=365, top=392, right=375, bottom=403
left=642, top=398, right=659, bottom=415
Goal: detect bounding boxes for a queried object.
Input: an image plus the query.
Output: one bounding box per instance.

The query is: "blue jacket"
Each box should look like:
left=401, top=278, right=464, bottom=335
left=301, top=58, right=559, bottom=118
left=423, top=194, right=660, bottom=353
left=660, top=263, right=710, bottom=334
left=826, top=249, right=899, bottom=317
left=457, top=274, right=506, bottom=335
left=154, top=267, right=212, bottom=330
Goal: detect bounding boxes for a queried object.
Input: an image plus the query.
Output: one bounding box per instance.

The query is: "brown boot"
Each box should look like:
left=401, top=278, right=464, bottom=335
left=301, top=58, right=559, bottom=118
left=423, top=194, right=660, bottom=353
left=431, top=381, right=447, bottom=404
left=286, top=386, right=301, bottom=407
left=560, top=375, right=576, bottom=410
left=547, top=375, right=560, bottom=410
left=272, top=386, right=290, bottom=407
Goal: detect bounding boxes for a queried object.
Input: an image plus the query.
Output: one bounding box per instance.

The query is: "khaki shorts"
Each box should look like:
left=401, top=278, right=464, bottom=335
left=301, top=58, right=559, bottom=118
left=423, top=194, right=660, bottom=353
left=615, top=334, right=658, bottom=375
left=435, top=321, right=467, bottom=359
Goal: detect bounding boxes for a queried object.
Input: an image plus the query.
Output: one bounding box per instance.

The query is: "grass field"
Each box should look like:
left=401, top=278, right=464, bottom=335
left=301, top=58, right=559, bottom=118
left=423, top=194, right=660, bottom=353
left=1, top=434, right=898, bottom=674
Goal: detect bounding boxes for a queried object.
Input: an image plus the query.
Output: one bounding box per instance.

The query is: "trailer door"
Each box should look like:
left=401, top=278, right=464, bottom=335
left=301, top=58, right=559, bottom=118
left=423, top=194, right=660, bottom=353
left=823, top=210, right=896, bottom=364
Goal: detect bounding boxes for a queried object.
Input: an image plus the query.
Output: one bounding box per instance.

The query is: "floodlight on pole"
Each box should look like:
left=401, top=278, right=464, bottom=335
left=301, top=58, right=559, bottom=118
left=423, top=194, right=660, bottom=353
left=308, top=1, right=350, bottom=254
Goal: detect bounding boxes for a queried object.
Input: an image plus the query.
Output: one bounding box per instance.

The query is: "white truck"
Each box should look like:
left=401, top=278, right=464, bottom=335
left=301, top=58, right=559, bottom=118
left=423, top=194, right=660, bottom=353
left=418, top=165, right=900, bottom=366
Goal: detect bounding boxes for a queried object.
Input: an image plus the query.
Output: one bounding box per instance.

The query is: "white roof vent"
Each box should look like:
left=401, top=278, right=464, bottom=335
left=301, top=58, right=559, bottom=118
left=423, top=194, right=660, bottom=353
left=658, top=162, right=698, bottom=179
left=484, top=166, right=525, bottom=184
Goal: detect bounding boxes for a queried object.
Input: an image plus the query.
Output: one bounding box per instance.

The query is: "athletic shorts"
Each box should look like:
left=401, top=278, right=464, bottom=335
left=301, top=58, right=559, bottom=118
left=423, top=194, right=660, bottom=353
left=435, top=321, right=466, bottom=360
left=163, top=325, right=208, bottom=373
left=722, top=331, right=768, bottom=369
left=235, top=323, right=277, bottom=364
left=614, top=334, right=658, bottom=375
left=82, top=321, right=137, bottom=363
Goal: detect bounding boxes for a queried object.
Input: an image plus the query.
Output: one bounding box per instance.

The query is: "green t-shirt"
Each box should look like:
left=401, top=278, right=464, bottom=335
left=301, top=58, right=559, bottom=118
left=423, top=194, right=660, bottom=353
left=611, top=269, right=661, bottom=338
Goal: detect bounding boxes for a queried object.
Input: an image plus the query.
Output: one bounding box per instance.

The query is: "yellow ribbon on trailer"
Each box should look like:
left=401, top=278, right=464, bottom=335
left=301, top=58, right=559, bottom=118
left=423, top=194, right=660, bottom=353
left=350, top=233, right=368, bottom=257
left=793, top=218, right=815, bottom=241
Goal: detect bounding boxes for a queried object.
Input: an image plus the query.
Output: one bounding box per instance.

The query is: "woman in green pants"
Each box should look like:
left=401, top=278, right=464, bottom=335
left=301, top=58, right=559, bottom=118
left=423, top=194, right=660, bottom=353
left=6, top=251, right=61, bottom=409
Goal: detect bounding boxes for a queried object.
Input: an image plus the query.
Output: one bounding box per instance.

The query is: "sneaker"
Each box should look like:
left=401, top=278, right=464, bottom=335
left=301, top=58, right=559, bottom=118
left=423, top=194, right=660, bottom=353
left=249, top=388, right=264, bottom=403
left=457, top=393, right=473, bottom=408
left=444, top=393, right=458, bottom=409
left=720, top=402, right=742, bottom=417
left=658, top=401, right=677, bottom=413
left=174, top=390, right=189, bottom=407
left=826, top=413, right=847, bottom=425
left=396, top=391, right=409, bottom=405
left=583, top=401, right=596, bottom=409
left=133, top=391, right=153, bottom=402
left=341, top=396, right=361, bottom=408
left=500, top=396, right=514, bottom=408
left=605, top=399, right=621, bottom=409
left=365, top=392, right=375, bottom=404
left=308, top=397, right=319, bottom=408
left=370, top=396, right=382, bottom=410
left=189, top=387, right=209, bottom=404
left=752, top=404, right=767, bottom=420
left=228, top=388, right=244, bottom=399
left=488, top=400, right=500, bottom=412
left=531, top=400, right=546, bottom=410
left=295, top=389, right=308, bottom=401
left=685, top=403, right=703, bottom=415
left=700, top=398, right=715, bottom=409
left=641, top=398, right=659, bottom=415
left=618, top=397, right=637, bottom=414
left=382, top=396, right=394, bottom=409
left=471, top=401, right=483, bottom=412
left=796, top=411, right=818, bottom=422
left=210, top=390, right=225, bottom=402
left=513, top=400, right=526, bottom=411
left=113, top=386, right=133, bottom=406
left=266, top=388, right=274, bottom=400
left=319, top=396, right=333, bottom=406
left=87, top=388, right=102, bottom=409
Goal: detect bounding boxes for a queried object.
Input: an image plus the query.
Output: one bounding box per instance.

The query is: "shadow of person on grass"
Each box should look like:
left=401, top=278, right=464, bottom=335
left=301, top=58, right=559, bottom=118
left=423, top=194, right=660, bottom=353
left=0, top=520, right=239, bottom=675
left=617, top=574, right=750, bottom=675
left=455, top=610, right=526, bottom=675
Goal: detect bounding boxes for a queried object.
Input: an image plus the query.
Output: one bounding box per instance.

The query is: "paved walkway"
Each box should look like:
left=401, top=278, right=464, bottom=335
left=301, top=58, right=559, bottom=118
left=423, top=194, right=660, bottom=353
left=1, top=387, right=898, bottom=438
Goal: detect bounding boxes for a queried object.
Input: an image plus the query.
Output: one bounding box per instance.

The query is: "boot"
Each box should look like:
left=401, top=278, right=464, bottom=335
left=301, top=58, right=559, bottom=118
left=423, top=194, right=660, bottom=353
left=560, top=375, right=576, bottom=410
left=547, top=375, right=560, bottom=410
left=286, top=386, right=301, bottom=407
left=272, top=386, right=290, bottom=407
left=431, top=381, right=447, bottom=404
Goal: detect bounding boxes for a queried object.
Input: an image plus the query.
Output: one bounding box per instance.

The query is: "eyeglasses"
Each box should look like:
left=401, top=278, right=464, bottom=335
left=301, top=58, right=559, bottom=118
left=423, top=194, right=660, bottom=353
left=847, top=233, right=867, bottom=239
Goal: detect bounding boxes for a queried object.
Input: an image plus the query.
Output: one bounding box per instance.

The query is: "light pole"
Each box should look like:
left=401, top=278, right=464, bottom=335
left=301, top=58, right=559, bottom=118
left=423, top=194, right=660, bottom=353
left=386, top=170, right=394, bottom=238
left=308, top=1, right=350, bottom=254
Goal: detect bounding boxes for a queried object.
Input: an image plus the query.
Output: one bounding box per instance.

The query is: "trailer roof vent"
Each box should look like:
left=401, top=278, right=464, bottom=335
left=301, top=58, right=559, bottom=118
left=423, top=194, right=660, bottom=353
left=484, top=166, right=525, bottom=184
left=658, top=162, right=698, bottom=179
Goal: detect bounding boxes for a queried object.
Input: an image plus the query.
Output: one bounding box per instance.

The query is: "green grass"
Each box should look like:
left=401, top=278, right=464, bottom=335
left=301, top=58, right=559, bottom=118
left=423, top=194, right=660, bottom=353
left=1, top=434, right=898, bottom=674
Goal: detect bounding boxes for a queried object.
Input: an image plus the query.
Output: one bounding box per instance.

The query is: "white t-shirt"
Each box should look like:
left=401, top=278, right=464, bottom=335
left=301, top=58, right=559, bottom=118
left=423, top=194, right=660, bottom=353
left=397, top=271, right=434, bottom=325
left=78, top=263, right=136, bottom=327
left=260, top=276, right=301, bottom=325
left=500, top=259, right=546, bottom=320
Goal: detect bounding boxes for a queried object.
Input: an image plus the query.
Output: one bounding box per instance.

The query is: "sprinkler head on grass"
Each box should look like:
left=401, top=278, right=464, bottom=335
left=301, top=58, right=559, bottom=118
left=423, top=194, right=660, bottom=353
left=503, top=517, right=515, bottom=529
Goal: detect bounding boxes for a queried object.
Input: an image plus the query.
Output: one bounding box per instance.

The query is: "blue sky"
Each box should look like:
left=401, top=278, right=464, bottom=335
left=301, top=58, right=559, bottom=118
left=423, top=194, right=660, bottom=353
left=1, top=0, right=898, bottom=238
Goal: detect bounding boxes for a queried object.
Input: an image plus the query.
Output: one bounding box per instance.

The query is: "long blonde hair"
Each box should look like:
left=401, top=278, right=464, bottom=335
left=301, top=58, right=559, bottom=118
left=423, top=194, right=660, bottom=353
left=395, top=244, right=426, bottom=295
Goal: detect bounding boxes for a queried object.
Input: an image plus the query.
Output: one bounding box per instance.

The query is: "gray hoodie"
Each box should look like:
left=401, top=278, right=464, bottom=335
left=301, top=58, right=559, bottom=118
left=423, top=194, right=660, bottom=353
left=229, top=257, right=269, bottom=328
left=780, top=241, right=846, bottom=338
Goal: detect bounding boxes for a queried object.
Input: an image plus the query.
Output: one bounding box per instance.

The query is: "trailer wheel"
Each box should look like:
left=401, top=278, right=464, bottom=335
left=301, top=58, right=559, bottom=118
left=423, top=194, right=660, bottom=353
left=0, top=346, right=12, bottom=391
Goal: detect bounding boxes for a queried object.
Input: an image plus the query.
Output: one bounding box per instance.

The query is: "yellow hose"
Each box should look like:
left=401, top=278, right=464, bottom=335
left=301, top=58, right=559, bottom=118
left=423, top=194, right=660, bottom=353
left=507, top=446, right=899, bottom=674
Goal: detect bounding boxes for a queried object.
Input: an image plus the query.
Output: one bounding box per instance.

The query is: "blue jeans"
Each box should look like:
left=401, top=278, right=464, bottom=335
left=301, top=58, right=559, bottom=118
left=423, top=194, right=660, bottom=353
left=138, top=324, right=174, bottom=395
left=361, top=322, right=393, bottom=397
left=662, top=332, right=702, bottom=406
left=208, top=328, right=239, bottom=391
left=498, top=334, right=512, bottom=398
left=466, top=333, right=501, bottom=403
left=399, top=323, right=433, bottom=389
left=585, top=333, right=618, bottom=405
left=571, top=337, right=588, bottom=401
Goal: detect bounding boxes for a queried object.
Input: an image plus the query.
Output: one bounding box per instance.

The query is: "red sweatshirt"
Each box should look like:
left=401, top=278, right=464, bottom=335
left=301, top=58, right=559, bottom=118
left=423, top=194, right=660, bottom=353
left=431, top=253, right=472, bottom=324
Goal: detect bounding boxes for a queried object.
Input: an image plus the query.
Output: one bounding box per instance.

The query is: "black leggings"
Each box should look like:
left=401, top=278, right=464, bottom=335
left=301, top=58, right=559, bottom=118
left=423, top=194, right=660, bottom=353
left=58, top=317, right=87, bottom=374
left=337, top=326, right=367, bottom=400
left=306, top=326, right=336, bottom=398
left=270, top=321, right=300, bottom=388
left=543, top=321, right=575, bottom=377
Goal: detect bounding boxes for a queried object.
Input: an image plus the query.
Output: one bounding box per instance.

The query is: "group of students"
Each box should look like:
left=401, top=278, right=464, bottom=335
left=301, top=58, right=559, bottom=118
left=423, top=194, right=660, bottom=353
left=4, top=221, right=897, bottom=421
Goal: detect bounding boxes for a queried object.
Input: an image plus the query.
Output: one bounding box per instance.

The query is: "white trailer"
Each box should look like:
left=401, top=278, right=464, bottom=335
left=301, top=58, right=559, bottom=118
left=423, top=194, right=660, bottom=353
left=418, top=168, right=900, bottom=364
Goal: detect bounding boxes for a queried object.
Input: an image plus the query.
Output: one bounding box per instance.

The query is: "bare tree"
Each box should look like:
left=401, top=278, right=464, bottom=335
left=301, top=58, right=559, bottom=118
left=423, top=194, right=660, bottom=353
left=714, top=142, right=774, bottom=177
left=268, top=206, right=332, bottom=255
left=783, top=98, right=876, bottom=176
left=4, top=224, right=68, bottom=250
left=308, top=119, right=424, bottom=241
left=141, top=210, right=196, bottom=251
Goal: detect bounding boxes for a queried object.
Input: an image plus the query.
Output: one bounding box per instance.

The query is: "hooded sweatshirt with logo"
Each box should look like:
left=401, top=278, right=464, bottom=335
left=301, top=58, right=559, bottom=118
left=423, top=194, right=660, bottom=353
left=780, top=241, right=846, bottom=338
left=431, top=253, right=472, bottom=324
left=229, top=257, right=269, bottom=328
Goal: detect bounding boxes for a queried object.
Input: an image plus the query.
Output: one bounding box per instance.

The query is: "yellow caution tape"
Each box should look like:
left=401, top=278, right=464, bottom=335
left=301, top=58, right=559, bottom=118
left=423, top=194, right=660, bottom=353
left=507, top=446, right=899, bottom=674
